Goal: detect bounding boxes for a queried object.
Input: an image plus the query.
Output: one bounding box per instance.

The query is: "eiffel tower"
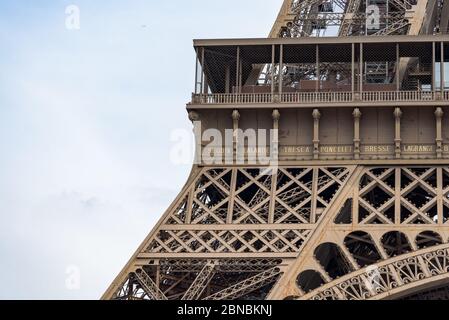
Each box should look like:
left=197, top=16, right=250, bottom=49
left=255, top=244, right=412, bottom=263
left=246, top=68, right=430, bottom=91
left=103, top=1, right=449, bottom=300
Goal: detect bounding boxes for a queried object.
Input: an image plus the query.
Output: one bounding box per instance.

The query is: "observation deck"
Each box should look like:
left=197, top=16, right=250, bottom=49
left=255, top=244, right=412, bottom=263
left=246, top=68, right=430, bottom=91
left=188, top=35, right=449, bottom=109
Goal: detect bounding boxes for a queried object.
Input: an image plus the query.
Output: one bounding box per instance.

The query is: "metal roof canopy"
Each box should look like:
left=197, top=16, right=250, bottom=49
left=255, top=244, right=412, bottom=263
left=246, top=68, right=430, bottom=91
left=193, top=34, right=449, bottom=46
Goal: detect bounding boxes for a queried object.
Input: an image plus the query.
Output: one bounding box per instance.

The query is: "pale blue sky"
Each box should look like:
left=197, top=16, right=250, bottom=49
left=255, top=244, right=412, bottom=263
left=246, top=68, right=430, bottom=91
left=0, top=0, right=282, bottom=299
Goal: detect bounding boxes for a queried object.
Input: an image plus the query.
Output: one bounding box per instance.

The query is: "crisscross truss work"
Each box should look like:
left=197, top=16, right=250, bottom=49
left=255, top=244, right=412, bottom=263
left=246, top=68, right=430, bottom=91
left=146, top=166, right=352, bottom=256
left=268, top=166, right=449, bottom=300
left=111, top=259, right=284, bottom=301
left=103, top=166, right=353, bottom=300
left=348, top=167, right=449, bottom=225
left=277, top=0, right=434, bottom=38
left=104, top=165, right=449, bottom=300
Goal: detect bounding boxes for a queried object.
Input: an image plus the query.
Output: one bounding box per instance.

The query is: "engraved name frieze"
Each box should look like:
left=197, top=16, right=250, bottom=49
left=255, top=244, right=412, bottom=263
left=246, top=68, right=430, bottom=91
left=402, top=145, right=434, bottom=153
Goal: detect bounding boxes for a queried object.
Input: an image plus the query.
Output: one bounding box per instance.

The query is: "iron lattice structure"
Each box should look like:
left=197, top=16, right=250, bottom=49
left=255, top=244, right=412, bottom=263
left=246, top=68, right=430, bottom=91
left=103, top=1, right=449, bottom=300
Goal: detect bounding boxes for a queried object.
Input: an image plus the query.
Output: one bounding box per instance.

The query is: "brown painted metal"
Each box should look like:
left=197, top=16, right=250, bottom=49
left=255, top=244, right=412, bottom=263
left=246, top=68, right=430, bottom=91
left=103, top=0, right=449, bottom=301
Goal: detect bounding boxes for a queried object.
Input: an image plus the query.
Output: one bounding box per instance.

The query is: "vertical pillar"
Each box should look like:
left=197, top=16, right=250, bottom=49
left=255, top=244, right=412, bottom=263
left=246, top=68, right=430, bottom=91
left=186, top=189, right=194, bottom=224
left=200, top=47, right=205, bottom=97
left=236, top=46, right=240, bottom=94
left=351, top=43, right=355, bottom=94
left=189, top=111, right=201, bottom=166
left=352, top=184, right=359, bottom=226
left=441, top=42, right=445, bottom=93
left=396, top=43, right=400, bottom=91
left=194, top=47, right=199, bottom=94
left=311, top=168, right=318, bottom=224
left=353, top=108, right=362, bottom=160
left=316, top=44, right=320, bottom=92
left=227, top=169, right=237, bottom=224
left=359, top=43, right=364, bottom=93
left=269, top=109, right=280, bottom=224
left=271, top=44, right=276, bottom=95
left=312, top=109, right=321, bottom=160
left=432, top=42, right=436, bottom=92
left=279, top=44, right=284, bottom=95
left=155, top=260, right=160, bottom=290
left=437, top=167, right=444, bottom=225
left=436, top=107, right=444, bottom=159
left=232, top=110, right=240, bottom=164
left=395, top=168, right=401, bottom=225
left=394, top=108, right=402, bottom=159
left=272, top=109, right=281, bottom=162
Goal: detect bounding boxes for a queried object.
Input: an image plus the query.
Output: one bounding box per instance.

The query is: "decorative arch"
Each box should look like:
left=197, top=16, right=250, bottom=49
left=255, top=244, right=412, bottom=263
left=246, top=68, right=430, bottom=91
left=314, top=242, right=354, bottom=279
left=381, top=231, right=412, bottom=257
left=296, top=270, right=326, bottom=293
left=298, top=243, right=449, bottom=300
left=416, top=231, right=443, bottom=249
left=344, top=231, right=382, bottom=268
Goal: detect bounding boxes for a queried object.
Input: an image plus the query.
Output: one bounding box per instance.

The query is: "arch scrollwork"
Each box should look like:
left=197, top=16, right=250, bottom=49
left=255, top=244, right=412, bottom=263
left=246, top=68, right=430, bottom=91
left=301, top=244, right=449, bottom=300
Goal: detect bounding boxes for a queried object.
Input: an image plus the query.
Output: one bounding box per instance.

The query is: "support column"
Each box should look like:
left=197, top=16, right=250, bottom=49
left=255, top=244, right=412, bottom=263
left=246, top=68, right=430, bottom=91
left=236, top=47, right=240, bottom=94
left=395, top=168, right=401, bottom=225
left=394, top=108, right=402, bottom=159
left=436, top=107, right=444, bottom=159
left=432, top=42, right=436, bottom=92
left=269, top=109, right=280, bottom=224
left=441, top=42, right=445, bottom=94
left=271, top=44, right=275, bottom=95
left=200, top=47, right=205, bottom=99
left=353, top=108, right=362, bottom=160
left=279, top=44, right=284, bottom=96
left=202, top=48, right=208, bottom=96
left=396, top=43, right=400, bottom=91
left=359, top=43, right=364, bottom=94
left=437, top=167, right=444, bottom=225
left=189, top=110, right=201, bottom=167
left=232, top=110, right=240, bottom=164
left=351, top=43, right=355, bottom=94
left=227, top=169, right=237, bottom=224
left=272, top=109, right=280, bottom=162
left=155, top=261, right=160, bottom=290
left=194, top=48, right=199, bottom=94
left=316, top=44, right=320, bottom=92
left=312, top=109, right=321, bottom=160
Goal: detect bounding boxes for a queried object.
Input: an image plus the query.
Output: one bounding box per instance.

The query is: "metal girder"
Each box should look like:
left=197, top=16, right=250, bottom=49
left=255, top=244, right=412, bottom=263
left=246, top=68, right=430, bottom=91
left=281, top=0, right=421, bottom=37
left=389, top=0, right=414, bottom=11
left=134, top=269, right=168, bottom=300
left=203, top=267, right=282, bottom=300
left=372, top=18, right=410, bottom=35
left=103, top=0, right=449, bottom=302
left=181, top=260, right=217, bottom=300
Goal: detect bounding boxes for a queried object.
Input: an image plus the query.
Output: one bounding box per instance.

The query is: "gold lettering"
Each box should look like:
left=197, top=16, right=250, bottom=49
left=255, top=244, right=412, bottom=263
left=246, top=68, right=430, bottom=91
left=403, top=145, right=434, bottom=153
left=363, top=145, right=391, bottom=153
left=320, top=146, right=352, bottom=154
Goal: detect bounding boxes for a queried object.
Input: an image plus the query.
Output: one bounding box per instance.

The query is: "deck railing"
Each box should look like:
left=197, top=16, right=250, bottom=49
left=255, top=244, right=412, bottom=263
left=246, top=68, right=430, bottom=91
left=191, top=90, right=448, bottom=105
left=282, top=91, right=354, bottom=103
left=361, top=90, right=435, bottom=102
